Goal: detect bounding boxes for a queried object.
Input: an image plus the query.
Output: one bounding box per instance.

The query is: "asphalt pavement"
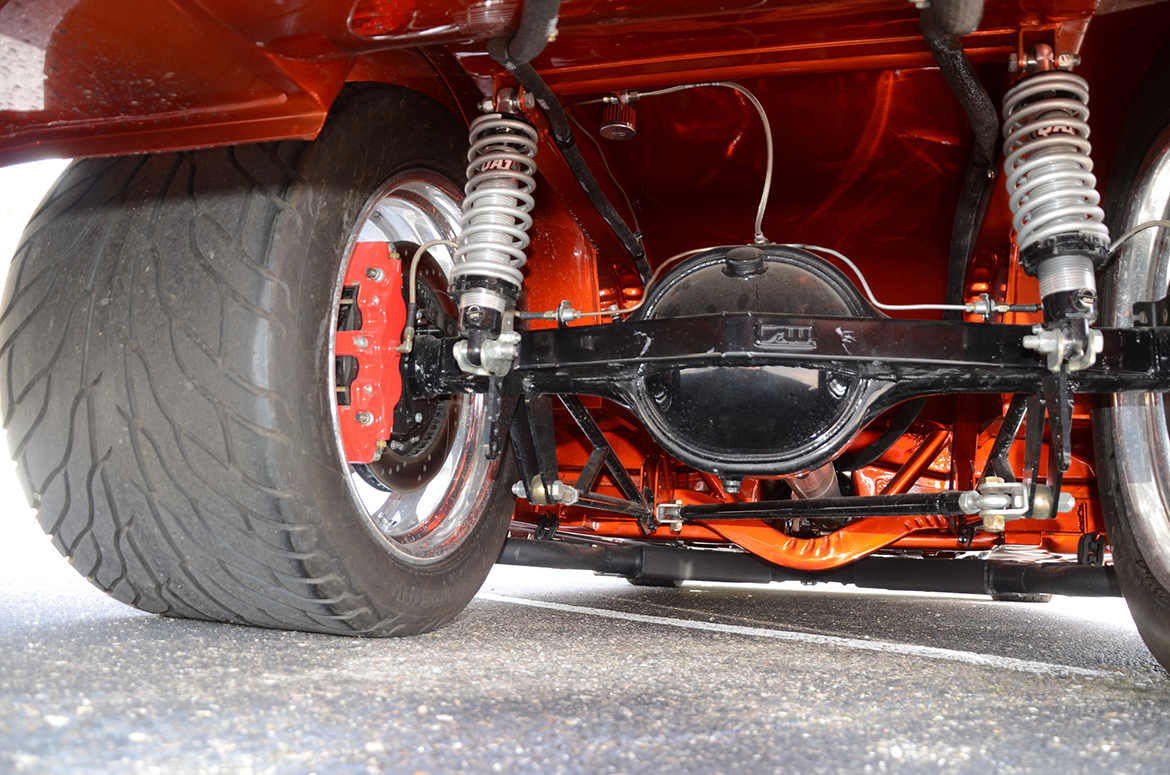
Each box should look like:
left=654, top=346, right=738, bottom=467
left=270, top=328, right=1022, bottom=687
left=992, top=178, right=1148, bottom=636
left=2, top=504, right=1169, bottom=775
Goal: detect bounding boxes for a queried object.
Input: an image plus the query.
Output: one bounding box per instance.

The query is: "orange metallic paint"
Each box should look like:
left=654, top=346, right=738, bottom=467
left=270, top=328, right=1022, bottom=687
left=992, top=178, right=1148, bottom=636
left=880, top=430, right=951, bottom=495
left=4, top=0, right=1168, bottom=571
left=706, top=515, right=954, bottom=571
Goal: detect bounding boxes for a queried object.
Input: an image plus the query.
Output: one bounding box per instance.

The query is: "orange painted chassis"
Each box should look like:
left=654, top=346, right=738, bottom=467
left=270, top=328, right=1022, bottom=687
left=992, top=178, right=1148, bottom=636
left=3, top=0, right=1169, bottom=572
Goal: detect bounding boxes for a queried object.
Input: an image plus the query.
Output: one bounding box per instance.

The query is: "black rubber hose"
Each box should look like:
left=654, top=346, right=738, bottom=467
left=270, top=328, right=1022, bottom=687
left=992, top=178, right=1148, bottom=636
left=920, top=9, right=998, bottom=317
left=835, top=397, right=930, bottom=471
left=832, top=13, right=995, bottom=459
left=487, top=45, right=653, bottom=282
left=928, top=0, right=985, bottom=37
left=504, top=0, right=561, bottom=64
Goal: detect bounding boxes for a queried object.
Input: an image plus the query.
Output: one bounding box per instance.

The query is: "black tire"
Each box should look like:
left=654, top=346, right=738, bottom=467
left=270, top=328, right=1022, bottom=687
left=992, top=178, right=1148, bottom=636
left=0, top=86, right=516, bottom=637
left=1094, top=46, right=1170, bottom=670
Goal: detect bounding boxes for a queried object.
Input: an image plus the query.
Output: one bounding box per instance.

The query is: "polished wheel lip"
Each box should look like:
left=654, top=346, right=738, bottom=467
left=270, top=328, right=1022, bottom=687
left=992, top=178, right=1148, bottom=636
left=327, top=170, right=501, bottom=565
left=1104, top=123, right=1170, bottom=589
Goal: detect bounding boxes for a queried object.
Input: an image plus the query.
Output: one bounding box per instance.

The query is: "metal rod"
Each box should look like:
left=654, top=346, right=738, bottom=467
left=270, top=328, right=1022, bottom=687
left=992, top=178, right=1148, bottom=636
left=981, top=394, right=1028, bottom=482
left=880, top=430, right=950, bottom=495
left=679, top=491, right=965, bottom=521
left=575, top=447, right=608, bottom=492
left=560, top=395, right=646, bottom=504
left=575, top=493, right=651, bottom=518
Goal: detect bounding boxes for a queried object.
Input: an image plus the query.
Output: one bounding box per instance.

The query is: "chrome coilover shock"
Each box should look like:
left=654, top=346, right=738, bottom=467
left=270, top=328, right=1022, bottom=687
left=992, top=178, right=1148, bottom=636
left=451, top=89, right=538, bottom=375
left=1002, top=68, right=1109, bottom=370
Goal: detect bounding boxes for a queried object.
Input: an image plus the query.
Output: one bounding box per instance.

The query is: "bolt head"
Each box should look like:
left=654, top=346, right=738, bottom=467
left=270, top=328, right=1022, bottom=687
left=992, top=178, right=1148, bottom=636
left=366, top=267, right=384, bottom=282
left=354, top=336, right=369, bottom=348
left=355, top=411, right=374, bottom=426
left=413, top=412, right=423, bottom=424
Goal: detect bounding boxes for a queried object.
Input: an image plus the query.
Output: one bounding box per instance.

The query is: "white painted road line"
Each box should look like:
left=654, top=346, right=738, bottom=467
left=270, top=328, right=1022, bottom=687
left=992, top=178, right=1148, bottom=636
left=479, top=593, right=1110, bottom=678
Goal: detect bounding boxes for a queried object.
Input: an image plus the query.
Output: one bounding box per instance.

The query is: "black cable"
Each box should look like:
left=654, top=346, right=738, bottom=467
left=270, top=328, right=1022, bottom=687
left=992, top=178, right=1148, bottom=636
left=852, top=10, right=991, bottom=470
left=488, top=39, right=652, bottom=283
left=920, top=9, right=998, bottom=320
left=928, top=0, right=985, bottom=37
left=503, top=0, right=561, bottom=64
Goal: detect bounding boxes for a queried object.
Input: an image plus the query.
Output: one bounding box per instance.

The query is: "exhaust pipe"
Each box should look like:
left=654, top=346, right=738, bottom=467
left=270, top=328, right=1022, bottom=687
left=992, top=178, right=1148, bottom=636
left=497, top=538, right=1120, bottom=598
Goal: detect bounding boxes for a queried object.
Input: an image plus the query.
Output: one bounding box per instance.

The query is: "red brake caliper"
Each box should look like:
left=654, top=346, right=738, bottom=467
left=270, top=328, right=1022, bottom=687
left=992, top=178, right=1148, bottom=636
left=335, top=242, right=406, bottom=464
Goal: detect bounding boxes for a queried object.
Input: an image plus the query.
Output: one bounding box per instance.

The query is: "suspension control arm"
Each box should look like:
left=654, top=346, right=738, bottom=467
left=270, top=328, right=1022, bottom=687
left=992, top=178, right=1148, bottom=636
left=677, top=491, right=967, bottom=521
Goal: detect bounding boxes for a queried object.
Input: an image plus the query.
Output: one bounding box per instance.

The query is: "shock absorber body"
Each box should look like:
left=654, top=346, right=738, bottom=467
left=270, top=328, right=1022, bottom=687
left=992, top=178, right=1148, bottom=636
left=1002, top=68, right=1109, bottom=370
left=452, top=89, right=539, bottom=375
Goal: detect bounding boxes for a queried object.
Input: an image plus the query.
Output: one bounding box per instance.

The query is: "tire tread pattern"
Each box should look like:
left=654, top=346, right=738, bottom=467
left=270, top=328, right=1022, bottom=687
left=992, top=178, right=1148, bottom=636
left=0, top=142, right=378, bottom=634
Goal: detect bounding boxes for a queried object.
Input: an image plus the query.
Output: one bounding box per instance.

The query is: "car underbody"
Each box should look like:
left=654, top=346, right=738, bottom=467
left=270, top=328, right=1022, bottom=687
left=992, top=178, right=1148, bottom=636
left=3, top=0, right=1170, bottom=670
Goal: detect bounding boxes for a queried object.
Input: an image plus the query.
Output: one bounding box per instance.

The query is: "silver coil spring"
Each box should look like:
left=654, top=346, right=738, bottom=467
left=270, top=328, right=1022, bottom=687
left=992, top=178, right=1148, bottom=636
left=1001, top=71, right=1109, bottom=253
left=451, top=113, right=539, bottom=292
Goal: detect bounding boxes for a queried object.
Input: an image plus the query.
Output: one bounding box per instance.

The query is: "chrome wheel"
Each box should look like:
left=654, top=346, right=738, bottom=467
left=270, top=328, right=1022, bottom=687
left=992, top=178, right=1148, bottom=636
left=1102, top=124, right=1170, bottom=588
left=330, top=171, right=501, bottom=564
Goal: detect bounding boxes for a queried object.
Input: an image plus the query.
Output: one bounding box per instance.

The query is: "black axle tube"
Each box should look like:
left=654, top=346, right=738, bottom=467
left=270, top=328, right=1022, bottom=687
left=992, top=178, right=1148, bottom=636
left=413, top=314, right=1170, bottom=402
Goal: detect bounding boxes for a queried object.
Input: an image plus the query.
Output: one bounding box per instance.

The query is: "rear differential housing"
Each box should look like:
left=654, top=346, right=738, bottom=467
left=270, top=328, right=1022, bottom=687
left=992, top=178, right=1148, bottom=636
left=628, top=245, right=878, bottom=477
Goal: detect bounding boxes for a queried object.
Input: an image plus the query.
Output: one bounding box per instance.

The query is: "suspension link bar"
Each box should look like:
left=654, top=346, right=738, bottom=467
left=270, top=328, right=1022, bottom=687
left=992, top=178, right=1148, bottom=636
left=678, top=491, right=967, bottom=522
left=559, top=395, right=646, bottom=505
left=981, top=393, right=1028, bottom=482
